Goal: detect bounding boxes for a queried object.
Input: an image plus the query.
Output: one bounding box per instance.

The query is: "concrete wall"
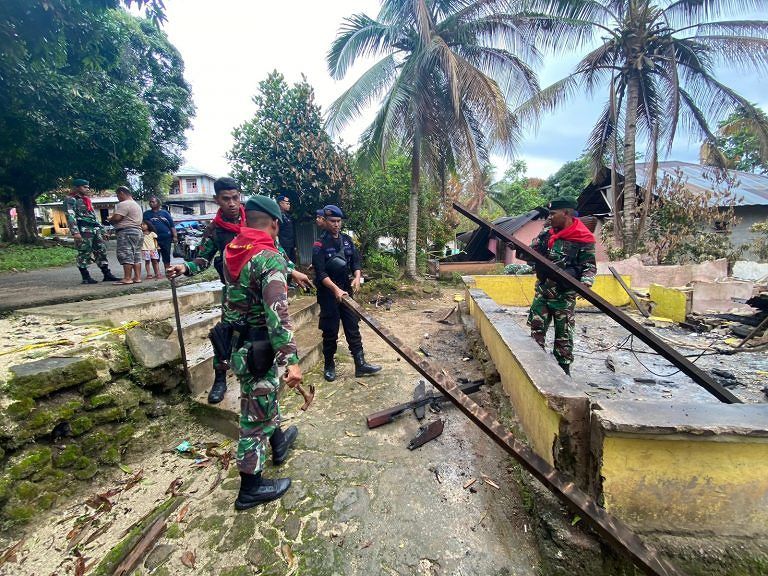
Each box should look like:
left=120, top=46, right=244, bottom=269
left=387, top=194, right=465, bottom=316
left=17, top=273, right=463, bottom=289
left=733, top=205, right=768, bottom=260
left=464, top=274, right=633, bottom=308
left=597, top=256, right=728, bottom=289
left=466, top=285, right=768, bottom=540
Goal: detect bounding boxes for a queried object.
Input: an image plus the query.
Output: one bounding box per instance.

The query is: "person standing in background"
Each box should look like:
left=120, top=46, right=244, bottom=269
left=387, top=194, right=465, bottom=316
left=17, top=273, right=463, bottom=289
left=143, top=196, right=177, bottom=275
left=109, top=186, right=144, bottom=284
left=277, top=194, right=296, bottom=264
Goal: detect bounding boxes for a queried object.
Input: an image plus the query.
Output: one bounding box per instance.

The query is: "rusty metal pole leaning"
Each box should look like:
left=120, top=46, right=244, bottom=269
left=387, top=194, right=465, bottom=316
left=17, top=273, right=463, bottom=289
left=341, top=295, right=685, bottom=576
left=169, top=276, right=192, bottom=387
left=452, top=201, right=741, bottom=404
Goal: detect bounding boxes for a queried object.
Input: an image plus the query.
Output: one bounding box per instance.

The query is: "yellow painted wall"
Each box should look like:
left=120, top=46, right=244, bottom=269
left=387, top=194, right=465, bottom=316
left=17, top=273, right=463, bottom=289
left=648, top=284, right=691, bottom=323
left=601, top=435, right=768, bottom=535
left=471, top=298, right=562, bottom=465
left=469, top=274, right=632, bottom=308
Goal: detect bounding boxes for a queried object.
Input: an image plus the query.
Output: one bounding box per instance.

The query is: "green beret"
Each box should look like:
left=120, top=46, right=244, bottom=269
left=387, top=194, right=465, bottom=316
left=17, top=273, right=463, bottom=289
left=549, top=197, right=577, bottom=210
left=72, top=178, right=89, bottom=187
left=244, top=195, right=283, bottom=222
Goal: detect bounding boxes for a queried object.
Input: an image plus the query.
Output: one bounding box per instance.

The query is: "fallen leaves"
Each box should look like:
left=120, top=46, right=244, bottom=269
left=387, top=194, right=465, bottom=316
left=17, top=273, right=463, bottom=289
left=165, top=477, right=184, bottom=496
left=180, top=549, right=196, bottom=568
left=0, top=539, right=23, bottom=567
left=176, top=502, right=190, bottom=523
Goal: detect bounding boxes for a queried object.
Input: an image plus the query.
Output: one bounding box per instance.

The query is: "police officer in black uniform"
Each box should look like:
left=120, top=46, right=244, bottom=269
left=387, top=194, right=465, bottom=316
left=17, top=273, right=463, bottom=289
left=312, top=205, right=381, bottom=382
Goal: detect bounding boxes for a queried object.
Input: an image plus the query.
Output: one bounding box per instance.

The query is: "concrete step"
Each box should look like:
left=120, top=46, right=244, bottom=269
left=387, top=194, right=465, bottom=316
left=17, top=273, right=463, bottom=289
left=24, top=281, right=223, bottom=325
left=170, top=296, right=319, bottom=345
left=188, top=321, right=323, bottom=438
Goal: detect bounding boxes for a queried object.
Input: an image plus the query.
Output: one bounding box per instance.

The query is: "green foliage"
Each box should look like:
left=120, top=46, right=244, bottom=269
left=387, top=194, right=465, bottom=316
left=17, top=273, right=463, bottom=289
left=0, top=2, right=194, bottom=241
left=639, top=171, right=742, bottom=265
left=364, top=250, right=400, bottom=279
left=706, top=105, right=768, bottom=175
left=749, top=221, right=768, bottom=261
left=0, top=244, right=76, bottom=272
left=489, top=161, right=547, bottom=215
left=228, top=72, right=353, bottom=217
left=537, top=158, right=591, bottom=201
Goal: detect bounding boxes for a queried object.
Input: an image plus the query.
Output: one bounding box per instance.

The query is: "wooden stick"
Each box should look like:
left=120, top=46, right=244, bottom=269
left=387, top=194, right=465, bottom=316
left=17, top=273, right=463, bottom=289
left=736, top=314, right=768, bottom=348
left=608, top=266, right=649, bottom=317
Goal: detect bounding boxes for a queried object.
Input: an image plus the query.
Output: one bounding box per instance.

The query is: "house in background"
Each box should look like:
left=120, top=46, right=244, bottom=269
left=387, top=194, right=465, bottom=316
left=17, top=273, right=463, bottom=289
left=38, top=196, right=118, bottom=235
left=578, top=161, right=768, bottom=259
left=167, top=165, right=220, bottom=216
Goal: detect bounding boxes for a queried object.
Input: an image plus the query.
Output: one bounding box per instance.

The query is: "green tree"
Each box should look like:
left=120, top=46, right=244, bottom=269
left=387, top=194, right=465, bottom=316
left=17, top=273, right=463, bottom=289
left=0, top=2, right=193, bottom=242
left=228, top=72, right=353, bottom=218
left=537, top=157, right=591, bottom=201
left=489, top=160, right=547, bottom=215
left=326, top=0, right=539, bottom=277
left=702, top=105, right=768, bottom=174
left=520, top=0, right=768, bottom=254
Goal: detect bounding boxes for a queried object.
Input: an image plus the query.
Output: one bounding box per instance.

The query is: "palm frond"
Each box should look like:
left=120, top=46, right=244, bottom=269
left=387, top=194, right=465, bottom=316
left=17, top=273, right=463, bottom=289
left=681, top=20, right=768, bottom=37
left=449, top=14, right=544, bottom=66
left=455, top=45, right=540, bottom=105
left=522, top=0, right=616, bottom=24
left=664, top=0, right=768, bottom=28
left=327, top=14, right=396, bottom=79
left=585, top=101, right=617, bottom=178
left=686, top=36, right=768, bottom=74
left=514, top=74, right=583, bottom=131
left=326, top=54, right=398, bottom=135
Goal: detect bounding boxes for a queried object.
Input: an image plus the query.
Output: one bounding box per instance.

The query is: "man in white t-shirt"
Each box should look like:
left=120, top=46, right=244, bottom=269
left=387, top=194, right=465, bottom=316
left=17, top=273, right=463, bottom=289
left=109, top=186, right=144, bottom=284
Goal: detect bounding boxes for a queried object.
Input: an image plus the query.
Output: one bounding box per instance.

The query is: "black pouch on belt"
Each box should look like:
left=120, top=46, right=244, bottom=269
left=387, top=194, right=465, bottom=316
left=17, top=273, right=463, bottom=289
left=246, top=329, right=275, bottom=379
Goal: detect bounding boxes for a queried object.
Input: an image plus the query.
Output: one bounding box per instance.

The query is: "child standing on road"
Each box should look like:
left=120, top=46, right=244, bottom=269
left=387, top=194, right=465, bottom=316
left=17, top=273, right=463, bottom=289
left=141, top=220, right=161, bottom=280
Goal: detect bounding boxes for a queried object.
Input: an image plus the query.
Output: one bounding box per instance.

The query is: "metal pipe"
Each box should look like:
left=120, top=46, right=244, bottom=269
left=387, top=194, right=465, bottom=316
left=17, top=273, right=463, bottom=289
left=341, top=295, right=685, bottom=576
left=452, top=201, right=740, bottom=404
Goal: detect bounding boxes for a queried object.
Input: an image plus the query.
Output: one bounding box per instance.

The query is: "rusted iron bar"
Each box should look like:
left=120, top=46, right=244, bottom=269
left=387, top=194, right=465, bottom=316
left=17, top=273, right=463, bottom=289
left=608, top=265, right=649, bottom=317
left=452, top=201, right=741, bottom=404
left=342, top=296, right=685, bottom=576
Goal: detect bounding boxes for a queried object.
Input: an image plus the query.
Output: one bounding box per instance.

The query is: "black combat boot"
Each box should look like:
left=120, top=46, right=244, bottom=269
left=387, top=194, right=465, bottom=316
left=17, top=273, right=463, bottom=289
left=234, top=472, right=291, bottom=510
left=323, top=356, right=336, bottom=382
left=270, top=425, right=298, bottom=465
left=208, top=369, right=227, bottom=404
left=100, top=265, right=120, bottom=282
left=79, top=267, right=98, bottom=285
left=353, top=350, right=381, bottom=377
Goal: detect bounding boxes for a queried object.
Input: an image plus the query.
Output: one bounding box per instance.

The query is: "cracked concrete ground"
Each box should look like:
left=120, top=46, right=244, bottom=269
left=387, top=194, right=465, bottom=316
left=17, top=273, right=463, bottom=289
left=2, top=293, right=541, bottom=575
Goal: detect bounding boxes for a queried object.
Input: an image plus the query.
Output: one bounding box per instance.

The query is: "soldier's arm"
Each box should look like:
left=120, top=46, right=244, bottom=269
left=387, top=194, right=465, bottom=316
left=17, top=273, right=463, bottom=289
left=578, top=243, right=597, bottom=287
left=312, top=241, right=345, bottom=296
left=277, top=243, right=296, bottom=274
left=260, top=255, right=299, bottom=367
left=184, top=231, right=217, bottom=276
left=63, top=198, right=80, bottom=236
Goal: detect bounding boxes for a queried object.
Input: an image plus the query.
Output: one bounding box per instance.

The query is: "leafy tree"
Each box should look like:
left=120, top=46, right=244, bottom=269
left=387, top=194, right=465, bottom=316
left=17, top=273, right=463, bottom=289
left=749, top=221, right=768, bottom=261
left=519, top=0, right=768, bottom=254
left=326, top=0, right=539, bottom=277
left=537, top=158, right=591, bottom=201
left=228, top=72, right=353, bottom=218
left=702, top=105, right=768, bottom=175
left=0, top=2, right=193, bottom=242
left=489, top=160, right=547, bottom=215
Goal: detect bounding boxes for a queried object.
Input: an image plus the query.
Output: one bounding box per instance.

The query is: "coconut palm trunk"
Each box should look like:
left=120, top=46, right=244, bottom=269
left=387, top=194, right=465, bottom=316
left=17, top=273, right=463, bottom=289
left=406, top=139, right=421, bottom=278
left=622, top=73, right=640, bottom=254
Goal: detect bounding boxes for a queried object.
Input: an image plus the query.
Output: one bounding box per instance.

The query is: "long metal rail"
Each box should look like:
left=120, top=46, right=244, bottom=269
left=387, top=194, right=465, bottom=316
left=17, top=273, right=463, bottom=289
left=342, top=295, right=685, bottom=576
left=452, top=201, right=741, bottom=404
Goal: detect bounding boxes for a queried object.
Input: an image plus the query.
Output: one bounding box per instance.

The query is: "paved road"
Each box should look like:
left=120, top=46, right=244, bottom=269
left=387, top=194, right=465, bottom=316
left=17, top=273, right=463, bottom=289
left=0, top=241, right=192, bottom=312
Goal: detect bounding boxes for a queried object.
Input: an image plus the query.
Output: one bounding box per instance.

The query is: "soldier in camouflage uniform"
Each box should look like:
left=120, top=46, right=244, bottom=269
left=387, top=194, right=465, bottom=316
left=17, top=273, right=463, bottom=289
left=221, top=195, right=302, bottom=509
left=526, top=198, right=596, bottom=375
left=167, top=177, right=311, bottom=405
left=63, top=179, right=119, bottom=284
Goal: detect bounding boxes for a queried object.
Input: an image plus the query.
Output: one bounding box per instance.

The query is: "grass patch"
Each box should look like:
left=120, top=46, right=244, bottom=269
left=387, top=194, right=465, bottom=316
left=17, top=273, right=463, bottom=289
left=0, top=243, right=76, bottom=272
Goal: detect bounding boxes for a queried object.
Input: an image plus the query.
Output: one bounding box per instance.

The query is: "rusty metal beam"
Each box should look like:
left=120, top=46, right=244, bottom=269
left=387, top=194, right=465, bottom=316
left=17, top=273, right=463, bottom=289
left=452, top=201, right=741, bottom=404
left=341, top=295, right=685, bottom=576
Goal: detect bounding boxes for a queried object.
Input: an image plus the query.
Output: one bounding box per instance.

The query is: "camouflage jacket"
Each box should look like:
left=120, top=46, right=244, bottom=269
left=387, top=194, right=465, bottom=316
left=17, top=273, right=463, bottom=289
left=63, top=195, right=101, bottom=235
left=222, top=249, right=298, bottom=368
left=186, top=222, right=294, bottom=280
left=531, top=226, right=596, bottom=295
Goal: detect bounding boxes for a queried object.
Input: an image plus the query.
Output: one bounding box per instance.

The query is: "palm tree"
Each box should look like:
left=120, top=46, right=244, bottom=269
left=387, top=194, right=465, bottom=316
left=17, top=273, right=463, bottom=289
left=326, top=0, right=540, bottom=277
left=518, top=0, right=768, bottom=253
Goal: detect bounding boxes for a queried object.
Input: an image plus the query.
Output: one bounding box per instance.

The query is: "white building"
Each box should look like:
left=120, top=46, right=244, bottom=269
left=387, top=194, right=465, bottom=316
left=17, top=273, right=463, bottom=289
left=167, top=165, right=220, bottom=216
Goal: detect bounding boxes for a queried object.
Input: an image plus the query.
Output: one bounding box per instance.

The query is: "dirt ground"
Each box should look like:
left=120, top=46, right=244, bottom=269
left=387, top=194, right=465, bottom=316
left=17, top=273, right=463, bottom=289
left=499, top=306, right=767, bottom=405
left=0, top=291, right=542, bottom=576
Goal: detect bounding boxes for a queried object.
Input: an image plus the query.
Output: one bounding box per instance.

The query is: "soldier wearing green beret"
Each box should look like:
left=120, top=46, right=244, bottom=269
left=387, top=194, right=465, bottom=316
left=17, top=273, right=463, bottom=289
left=221, top=195, right=302, bottom=509
left=63, top=178, right=119, bottom=284
left=525, top=197, right=596, bottom=375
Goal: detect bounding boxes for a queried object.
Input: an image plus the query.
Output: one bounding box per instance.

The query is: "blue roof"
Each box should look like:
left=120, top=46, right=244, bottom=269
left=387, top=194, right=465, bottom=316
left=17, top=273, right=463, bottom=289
left=635, top=161, right=768, bottom=206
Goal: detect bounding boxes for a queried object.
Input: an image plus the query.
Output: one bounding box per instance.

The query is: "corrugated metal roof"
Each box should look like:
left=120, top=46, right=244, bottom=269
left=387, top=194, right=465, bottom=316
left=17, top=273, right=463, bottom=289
left=635, top=161, right=768, bottom=206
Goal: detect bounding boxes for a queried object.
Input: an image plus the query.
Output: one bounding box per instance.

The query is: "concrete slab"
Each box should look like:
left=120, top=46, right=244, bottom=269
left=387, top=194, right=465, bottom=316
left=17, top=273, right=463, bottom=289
left=690, top=279, right=756, bottom=313
left=733, top=260, right=768, bottom=282
left=22, top=281, right=223, bottom=325
left=597, top=256, right=728, bottom=289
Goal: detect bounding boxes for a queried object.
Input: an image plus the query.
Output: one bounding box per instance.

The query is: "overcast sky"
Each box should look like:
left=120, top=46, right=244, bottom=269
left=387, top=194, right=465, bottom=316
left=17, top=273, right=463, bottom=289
left=159, top=0, right=767, bottom=180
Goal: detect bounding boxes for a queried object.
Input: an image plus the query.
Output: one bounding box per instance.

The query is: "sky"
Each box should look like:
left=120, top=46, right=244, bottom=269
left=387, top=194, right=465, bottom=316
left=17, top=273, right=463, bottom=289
left=158, top=0, right=767, bottom=181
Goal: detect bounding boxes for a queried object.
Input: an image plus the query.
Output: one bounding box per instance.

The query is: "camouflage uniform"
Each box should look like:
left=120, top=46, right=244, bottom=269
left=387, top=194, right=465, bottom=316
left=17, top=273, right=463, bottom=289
left=527, top=227, right=596, bottom=371
left=222, top=248, right=298, bottom=475
left=63, top=195, right=108, bottom=268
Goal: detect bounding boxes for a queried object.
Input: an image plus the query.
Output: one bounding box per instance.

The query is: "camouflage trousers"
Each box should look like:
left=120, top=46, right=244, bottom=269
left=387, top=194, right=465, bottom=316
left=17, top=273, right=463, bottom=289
left=231, top=342, right=280, bottom=475
left=528, top=291, right=576, bottom=369
left=75, top=228, right=108, bottom=269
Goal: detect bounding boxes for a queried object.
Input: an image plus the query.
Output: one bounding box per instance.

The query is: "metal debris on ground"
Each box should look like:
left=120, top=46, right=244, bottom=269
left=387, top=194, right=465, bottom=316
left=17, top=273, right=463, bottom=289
left=407, top=419, right=444, bottom=450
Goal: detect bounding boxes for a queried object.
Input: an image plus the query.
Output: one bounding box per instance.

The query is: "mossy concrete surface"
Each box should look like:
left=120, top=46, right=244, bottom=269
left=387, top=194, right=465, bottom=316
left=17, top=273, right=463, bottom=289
left=8, top=356, right=98, bottom=399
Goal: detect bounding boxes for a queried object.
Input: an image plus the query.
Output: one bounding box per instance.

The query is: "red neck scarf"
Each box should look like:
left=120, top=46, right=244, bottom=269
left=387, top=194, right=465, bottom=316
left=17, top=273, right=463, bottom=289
left=71, top=192, right=93, bottom=212
left=548, top=217, right=595, bottom=249
left=212, top=205, right=246, bottom=234
left=224, top=228, right=278, bottom=281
